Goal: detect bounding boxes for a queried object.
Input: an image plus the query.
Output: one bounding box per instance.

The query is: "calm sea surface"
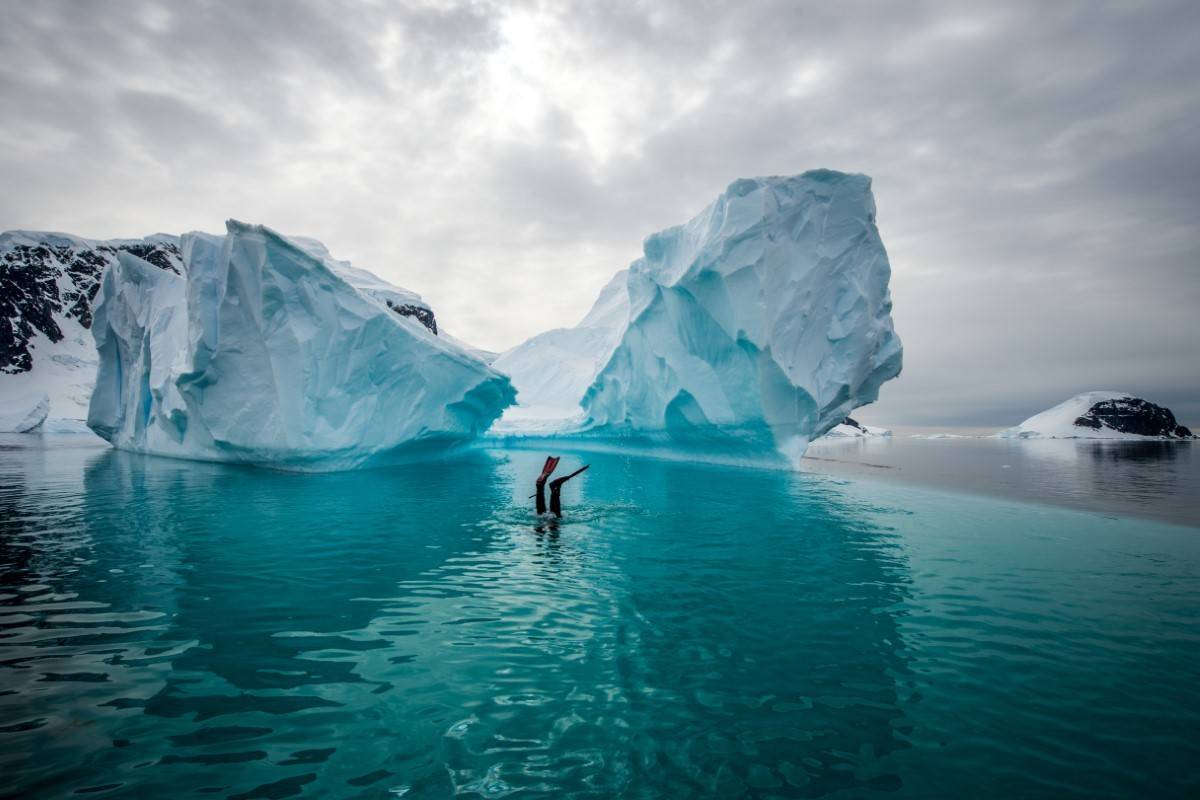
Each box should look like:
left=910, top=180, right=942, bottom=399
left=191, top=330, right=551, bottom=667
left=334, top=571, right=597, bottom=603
left=1, top=435, right=1197, bottom=798
left=804, top=431, right=1199, bottom=526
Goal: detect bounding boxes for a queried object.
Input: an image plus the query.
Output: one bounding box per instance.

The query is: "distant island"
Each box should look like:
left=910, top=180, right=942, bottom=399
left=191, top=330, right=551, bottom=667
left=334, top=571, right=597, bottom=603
left=999, top=391, right=1194, bottom=440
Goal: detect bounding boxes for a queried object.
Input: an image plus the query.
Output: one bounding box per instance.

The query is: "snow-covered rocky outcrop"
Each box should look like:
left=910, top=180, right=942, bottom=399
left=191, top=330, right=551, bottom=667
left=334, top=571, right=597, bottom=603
left=1, top=230, right=184, bottom=425
left=492, top=171, right=902, bottom=465
left=87, top=221, right=514, bottom=469
left=998, top=391, right=1194, bottom=440
left=820, top=416, right=892, bottom=439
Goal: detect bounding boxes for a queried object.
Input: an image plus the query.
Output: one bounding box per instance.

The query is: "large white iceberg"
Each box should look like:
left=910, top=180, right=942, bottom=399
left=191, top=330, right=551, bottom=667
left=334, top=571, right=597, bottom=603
left=87, top=221, right=514, bottom=469
left=493, top=171, right=902, bottom=465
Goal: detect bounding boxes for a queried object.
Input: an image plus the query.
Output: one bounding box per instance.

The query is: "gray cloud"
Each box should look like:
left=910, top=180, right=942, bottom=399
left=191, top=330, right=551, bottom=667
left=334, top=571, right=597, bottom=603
left=1, top=0, right=1197, bottom=427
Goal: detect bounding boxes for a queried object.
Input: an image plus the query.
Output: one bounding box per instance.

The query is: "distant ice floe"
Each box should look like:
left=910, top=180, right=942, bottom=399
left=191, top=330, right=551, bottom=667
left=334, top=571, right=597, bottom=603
left=909, top=433, right=973, bottom=440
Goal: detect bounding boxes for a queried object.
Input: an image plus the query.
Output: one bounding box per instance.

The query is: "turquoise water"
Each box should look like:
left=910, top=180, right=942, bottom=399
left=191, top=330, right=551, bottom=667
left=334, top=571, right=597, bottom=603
left=1, top=438, right=1198, bottom=798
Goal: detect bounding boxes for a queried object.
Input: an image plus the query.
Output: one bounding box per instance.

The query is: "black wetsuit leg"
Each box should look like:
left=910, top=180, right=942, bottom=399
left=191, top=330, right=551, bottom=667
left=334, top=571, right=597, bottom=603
left=548, top=465, right=589, bottom=518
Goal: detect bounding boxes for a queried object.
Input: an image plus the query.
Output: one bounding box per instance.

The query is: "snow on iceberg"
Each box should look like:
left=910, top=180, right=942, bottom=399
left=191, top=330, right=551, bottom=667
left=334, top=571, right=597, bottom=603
left=998, top=391, right=1195, bottom=440
left=87, top=221, right=514, bottom=469
left=492, top=171, right=902, bottom=465
left=287, top=235, right=439, bottom=334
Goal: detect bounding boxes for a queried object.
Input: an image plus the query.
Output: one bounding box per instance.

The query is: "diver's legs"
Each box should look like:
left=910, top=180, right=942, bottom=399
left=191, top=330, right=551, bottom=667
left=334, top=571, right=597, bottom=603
left=535, top=456, right=560, bottom=515
left=549, top=464, right=589, bottom=518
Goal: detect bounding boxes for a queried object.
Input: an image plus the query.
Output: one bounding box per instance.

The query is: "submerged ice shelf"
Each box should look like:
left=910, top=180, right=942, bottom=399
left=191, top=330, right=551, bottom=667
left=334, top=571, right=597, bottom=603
left=492, top=170, right=903, bottom=465
left=87, top=221, right=514, bottom=469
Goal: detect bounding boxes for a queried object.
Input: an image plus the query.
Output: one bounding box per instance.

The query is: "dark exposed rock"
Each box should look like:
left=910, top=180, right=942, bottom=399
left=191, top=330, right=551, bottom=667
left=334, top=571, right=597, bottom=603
left=1, top=245, right=64, bottom=372
left=111, top=242, right=183, bottom=275
left=1073, top=397, right=1194, bottom=439
left=0, top=234, right=183, bottom=373
left=842, top=416, right=867, bottom=433
left=386, top=300, right=437, bottom=335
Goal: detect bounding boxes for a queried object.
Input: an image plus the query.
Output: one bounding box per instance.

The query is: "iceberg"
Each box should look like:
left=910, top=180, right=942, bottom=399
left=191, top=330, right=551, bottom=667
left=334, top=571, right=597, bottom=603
left=87, top=221, right=514, bottom=469
left=998, top=391, right=1195, bottom=439
left=492, top=171, right=902, bottom=465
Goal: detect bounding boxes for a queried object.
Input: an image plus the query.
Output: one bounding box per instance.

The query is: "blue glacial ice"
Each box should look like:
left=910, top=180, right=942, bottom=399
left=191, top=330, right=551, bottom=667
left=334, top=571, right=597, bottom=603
left=83, top=171, right=900, bottom=470
left=87, top=221, right=514, bottom=469
left=492, top=171, right=903, bottom=465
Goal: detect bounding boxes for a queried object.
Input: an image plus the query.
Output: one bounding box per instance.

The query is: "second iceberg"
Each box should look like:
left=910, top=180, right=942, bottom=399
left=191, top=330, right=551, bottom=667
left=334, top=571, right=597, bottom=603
left=493, top=171, right=903, bottom=465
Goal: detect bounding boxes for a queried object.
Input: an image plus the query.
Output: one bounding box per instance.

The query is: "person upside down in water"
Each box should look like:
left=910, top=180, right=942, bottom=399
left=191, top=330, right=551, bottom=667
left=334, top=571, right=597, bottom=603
left=534, top=456, right=589, bottom=518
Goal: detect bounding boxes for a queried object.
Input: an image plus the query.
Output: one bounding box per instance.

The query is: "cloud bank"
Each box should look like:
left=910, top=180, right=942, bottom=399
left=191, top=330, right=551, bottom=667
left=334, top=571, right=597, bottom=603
left=2, top=0, right=1197, bottom=425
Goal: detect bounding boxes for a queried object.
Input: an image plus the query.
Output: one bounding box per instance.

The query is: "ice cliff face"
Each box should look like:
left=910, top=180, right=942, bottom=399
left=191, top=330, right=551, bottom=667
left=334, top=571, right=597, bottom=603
left=87, top=221, right=514, bottom=469
left=0, top=231, right=184, bottom=422
left=999, top=392, right=1195, bottom=439
left=493, top=171, right=903, bottom=465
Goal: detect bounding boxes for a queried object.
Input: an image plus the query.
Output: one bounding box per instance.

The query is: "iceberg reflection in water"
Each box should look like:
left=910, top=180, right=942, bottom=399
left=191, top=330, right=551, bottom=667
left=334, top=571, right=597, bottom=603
left=0, top=436, right=1198, bottom=798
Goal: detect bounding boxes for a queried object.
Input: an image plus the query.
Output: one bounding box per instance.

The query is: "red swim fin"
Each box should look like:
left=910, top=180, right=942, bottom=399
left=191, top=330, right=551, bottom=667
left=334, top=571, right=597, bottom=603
left=538, top=456, right=560, bottom=483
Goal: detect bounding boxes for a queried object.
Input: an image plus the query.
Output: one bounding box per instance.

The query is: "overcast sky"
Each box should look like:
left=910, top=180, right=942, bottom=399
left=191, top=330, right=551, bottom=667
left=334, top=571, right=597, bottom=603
left=2, top=0, right=1197, bottom=426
